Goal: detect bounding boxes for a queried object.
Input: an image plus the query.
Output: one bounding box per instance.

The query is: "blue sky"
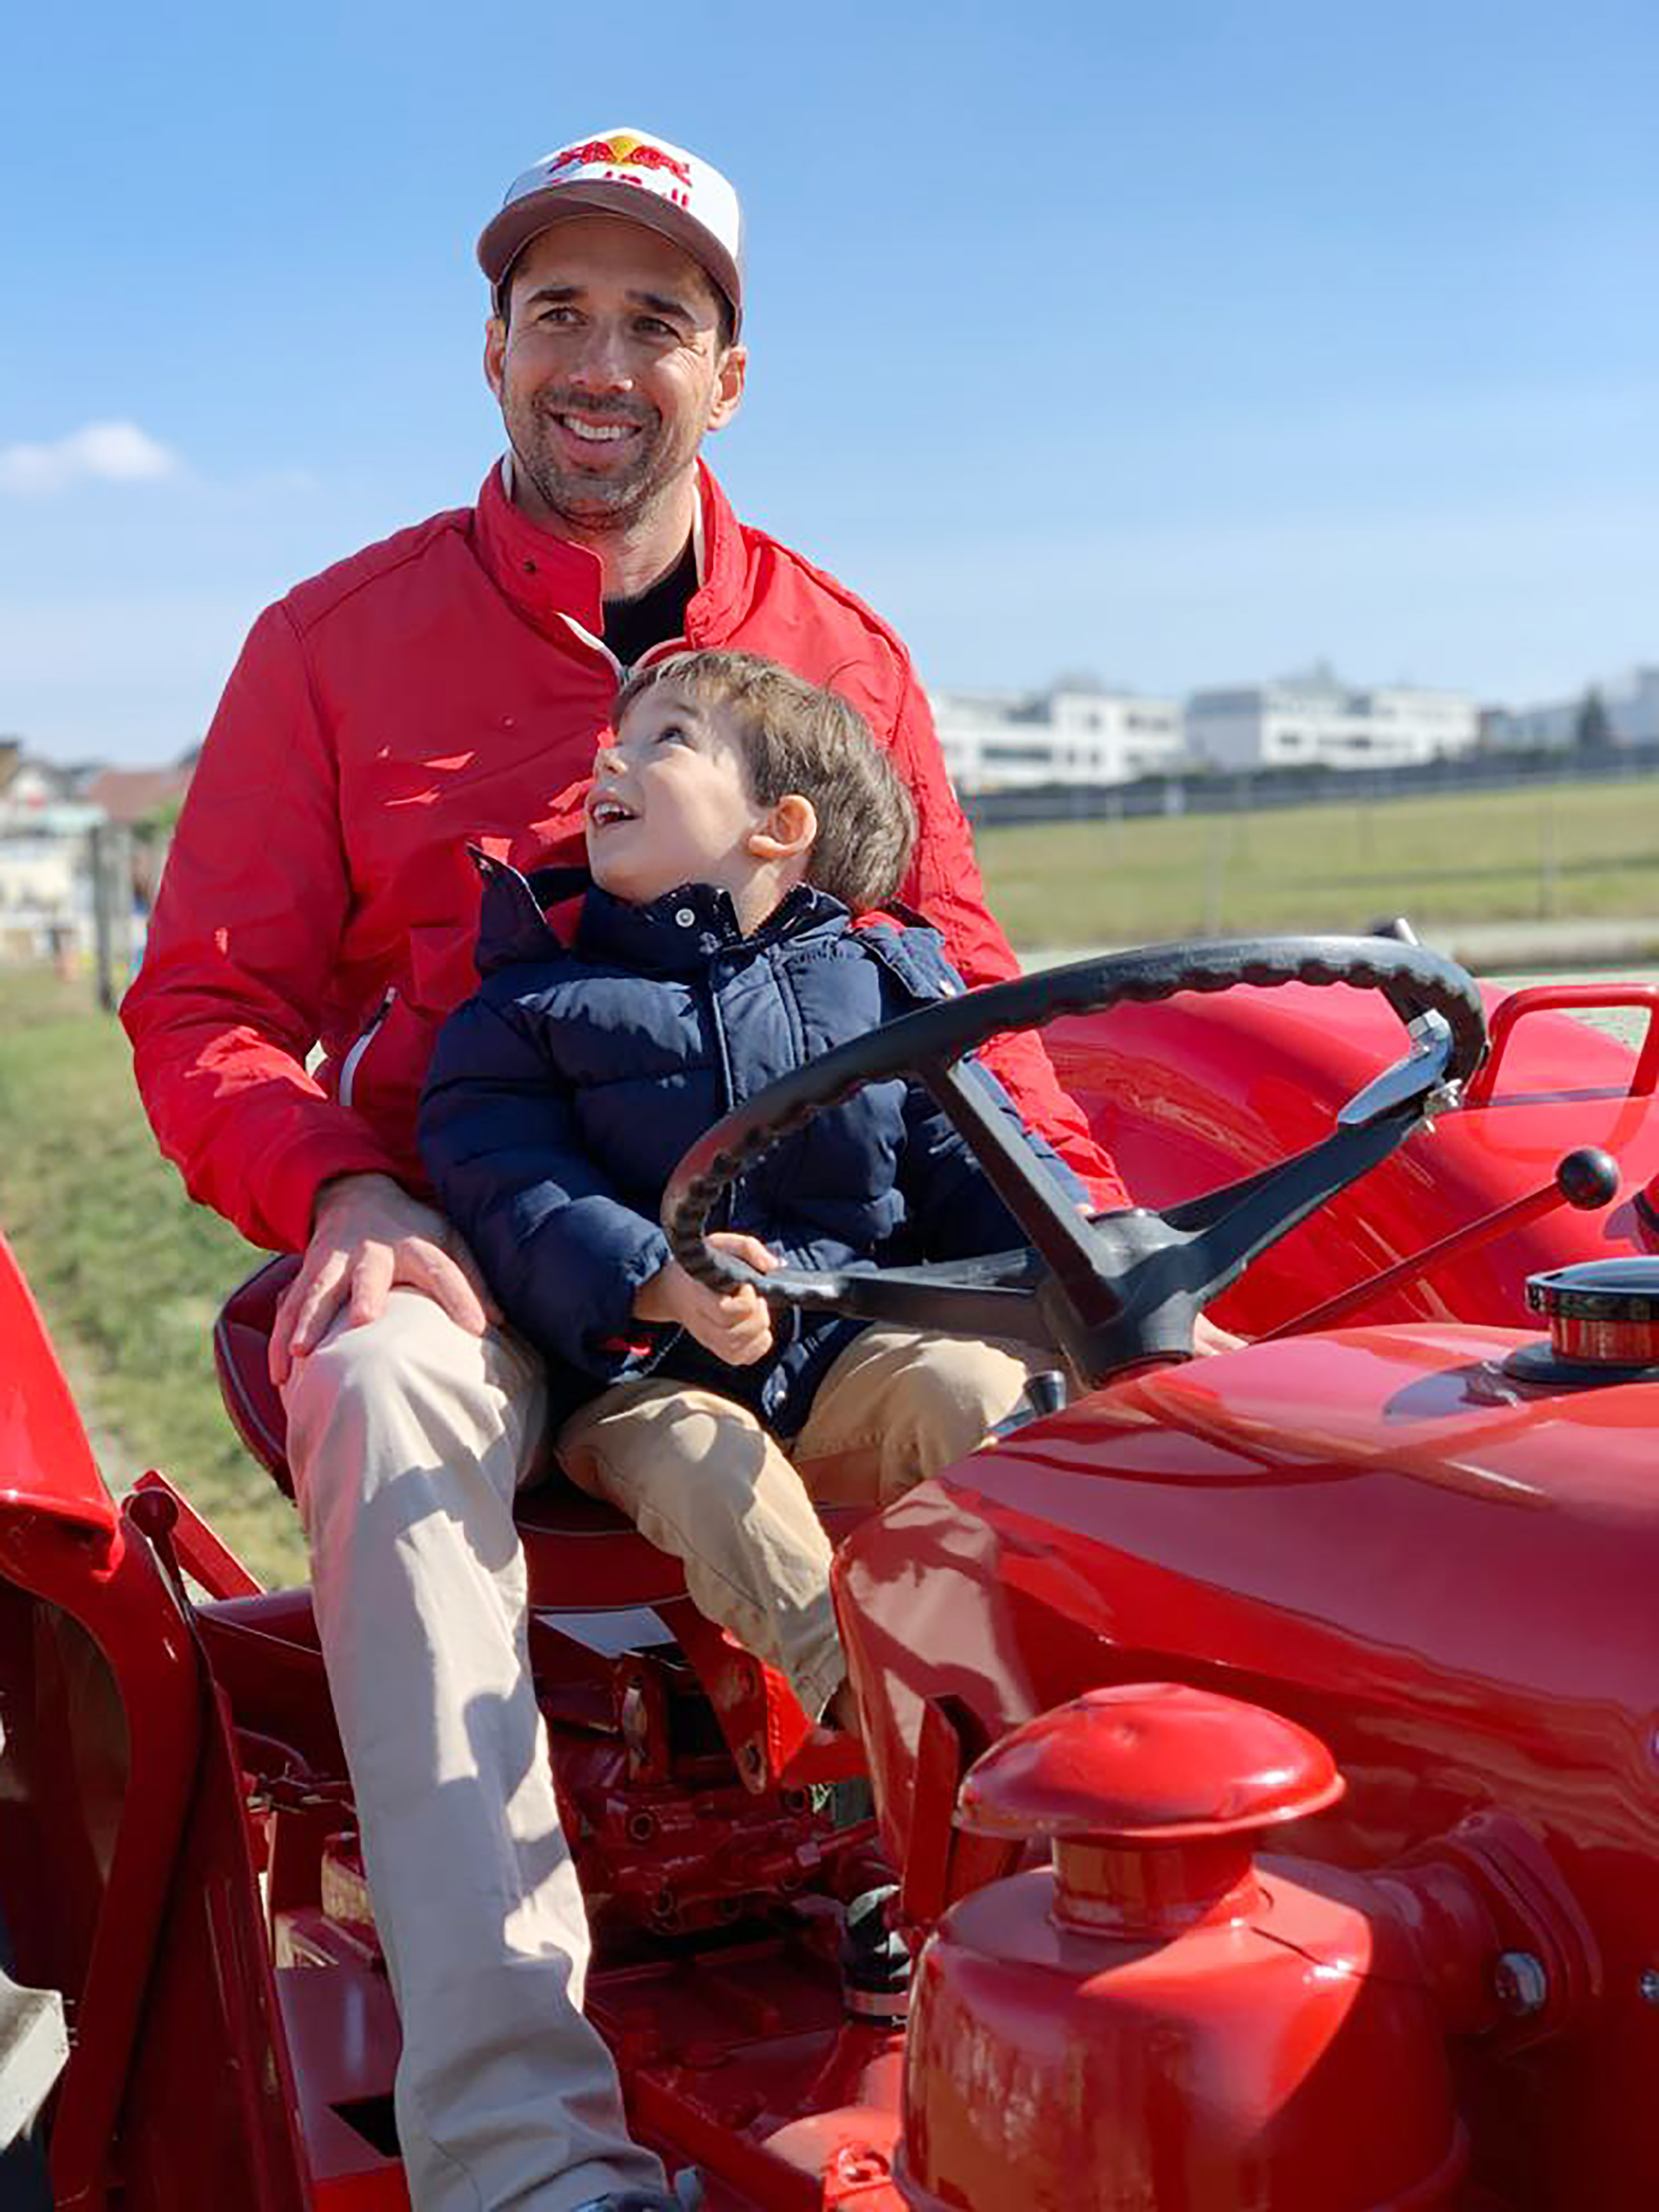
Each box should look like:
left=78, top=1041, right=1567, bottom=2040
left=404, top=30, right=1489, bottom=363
left=2, top=0, right=1654, bottom=763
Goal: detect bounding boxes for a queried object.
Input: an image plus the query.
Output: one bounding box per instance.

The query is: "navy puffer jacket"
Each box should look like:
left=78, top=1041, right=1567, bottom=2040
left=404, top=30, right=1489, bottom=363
left=419, top=859, right=1083, bottom=1434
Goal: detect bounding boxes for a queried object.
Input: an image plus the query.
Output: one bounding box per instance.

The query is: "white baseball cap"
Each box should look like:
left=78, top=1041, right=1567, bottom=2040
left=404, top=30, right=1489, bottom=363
left=478, top=128, right=744, bottom=335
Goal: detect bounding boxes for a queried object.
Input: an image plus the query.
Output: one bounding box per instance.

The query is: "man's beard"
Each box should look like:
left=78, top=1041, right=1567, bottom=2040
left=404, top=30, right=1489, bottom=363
left=505, top=388, right=684, bottom=535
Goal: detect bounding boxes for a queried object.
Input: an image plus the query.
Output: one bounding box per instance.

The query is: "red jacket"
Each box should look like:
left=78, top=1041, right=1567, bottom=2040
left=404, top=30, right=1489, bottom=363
left=123, top=463, right=1125, bottom=1253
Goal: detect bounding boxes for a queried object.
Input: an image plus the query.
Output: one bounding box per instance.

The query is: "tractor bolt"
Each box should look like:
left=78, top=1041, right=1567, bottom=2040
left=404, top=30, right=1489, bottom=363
left=1639, top=1968, right=1659, bottom=2007
left=1492, top=1950, right=1549, bottom=2017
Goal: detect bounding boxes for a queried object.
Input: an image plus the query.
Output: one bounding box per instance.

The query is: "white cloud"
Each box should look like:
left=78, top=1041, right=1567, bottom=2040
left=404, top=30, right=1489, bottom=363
left=0, top=420, right=182, bottom=496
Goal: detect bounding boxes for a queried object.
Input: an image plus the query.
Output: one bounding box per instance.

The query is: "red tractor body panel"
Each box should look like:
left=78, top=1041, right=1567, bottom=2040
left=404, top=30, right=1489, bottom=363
left=0, top=1236, right=119, bottom=1551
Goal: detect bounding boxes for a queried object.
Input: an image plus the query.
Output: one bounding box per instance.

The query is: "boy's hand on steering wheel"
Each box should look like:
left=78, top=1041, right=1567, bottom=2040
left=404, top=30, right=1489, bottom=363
left=269, top=1171, right=499, bottom=1387
left=634, top=1232, right=778, bottom=1366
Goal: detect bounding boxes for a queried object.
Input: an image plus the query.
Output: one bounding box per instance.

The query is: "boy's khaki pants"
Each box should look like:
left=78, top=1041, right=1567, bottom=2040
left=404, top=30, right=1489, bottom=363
left=282, top=1298, right=1046, bottom=2212
left=556, top=1327, right=1049, bottom=1720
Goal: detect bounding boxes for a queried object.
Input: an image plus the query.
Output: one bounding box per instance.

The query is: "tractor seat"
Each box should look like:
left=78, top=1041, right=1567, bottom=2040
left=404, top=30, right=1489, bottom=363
left=215, top=1254, right=698, bottom=1612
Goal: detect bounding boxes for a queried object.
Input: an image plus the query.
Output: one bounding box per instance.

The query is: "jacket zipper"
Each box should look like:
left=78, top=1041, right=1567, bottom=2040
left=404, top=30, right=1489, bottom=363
left=553, top=611, right=690, bottom=686
left=338, top=987, right=396, bottom=1111
left=512, top=444, right=706, bottom=684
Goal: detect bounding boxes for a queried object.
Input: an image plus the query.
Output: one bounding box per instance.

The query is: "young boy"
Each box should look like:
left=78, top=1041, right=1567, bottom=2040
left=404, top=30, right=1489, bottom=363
left=418, top=651, right=1081, bottom=1732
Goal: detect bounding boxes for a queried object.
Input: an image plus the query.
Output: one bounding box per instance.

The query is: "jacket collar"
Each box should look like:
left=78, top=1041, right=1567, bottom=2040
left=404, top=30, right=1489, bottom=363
left=472, top=457, right=751, bottom=651
left=471, top=852, right=848, bottom=977
left=578, top=880, right=847, bottom=972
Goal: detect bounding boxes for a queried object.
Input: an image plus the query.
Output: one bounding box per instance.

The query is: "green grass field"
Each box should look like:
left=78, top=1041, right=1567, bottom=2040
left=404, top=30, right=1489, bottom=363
left=0, top=966, right=304, bottom=1581
left=2, top=769, right=1656, bottom=1588
left=976, top=774, right=1659, bottom=946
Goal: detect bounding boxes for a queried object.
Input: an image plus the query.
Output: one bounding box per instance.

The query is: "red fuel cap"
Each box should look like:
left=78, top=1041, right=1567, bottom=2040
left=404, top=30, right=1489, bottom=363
left=1526, top=1256, right=1659, bottom=1368
left=958, top=1684, right=1344, bottom=1935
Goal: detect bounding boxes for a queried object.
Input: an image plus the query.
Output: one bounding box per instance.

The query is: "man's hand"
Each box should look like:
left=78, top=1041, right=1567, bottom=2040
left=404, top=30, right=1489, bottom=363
left=269, top=1172, right=499, bottom=1386
left=633, top=1232, right=778, bottom=1366
left=1192, top=1314, right=1247, bottom=1357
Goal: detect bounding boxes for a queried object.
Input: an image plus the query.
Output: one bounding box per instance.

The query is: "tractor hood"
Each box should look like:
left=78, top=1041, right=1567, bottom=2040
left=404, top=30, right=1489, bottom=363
left=838, top=1322, right=1659, bottom=2208
left=840, top=1320, right=1659, bottom=1890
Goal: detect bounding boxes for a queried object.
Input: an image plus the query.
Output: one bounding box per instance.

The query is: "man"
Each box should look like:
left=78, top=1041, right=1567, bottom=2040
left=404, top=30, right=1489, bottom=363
left=123, top=129, right=1126, bottom=2212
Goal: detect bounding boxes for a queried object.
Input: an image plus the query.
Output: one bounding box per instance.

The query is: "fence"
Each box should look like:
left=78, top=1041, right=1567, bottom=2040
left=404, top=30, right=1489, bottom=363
left=961, top=741, right=1659, bottom=830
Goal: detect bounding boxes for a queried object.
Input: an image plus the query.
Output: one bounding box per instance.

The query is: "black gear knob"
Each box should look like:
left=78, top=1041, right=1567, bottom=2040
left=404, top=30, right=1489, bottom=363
left=1554, top=1148, right=1620, bottom=1210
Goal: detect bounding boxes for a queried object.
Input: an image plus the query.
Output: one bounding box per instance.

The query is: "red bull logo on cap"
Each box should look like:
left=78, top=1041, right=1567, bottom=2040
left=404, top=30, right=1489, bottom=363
left=485, top=128, right=740, bottom=329
left=546, top=133, right=695, bottom=194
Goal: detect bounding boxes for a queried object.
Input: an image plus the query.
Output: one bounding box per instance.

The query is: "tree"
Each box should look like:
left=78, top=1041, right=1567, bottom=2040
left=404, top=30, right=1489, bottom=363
left=130, top=793, right=185, bottom=910
left=1573, top=687, right=1615, bottom=752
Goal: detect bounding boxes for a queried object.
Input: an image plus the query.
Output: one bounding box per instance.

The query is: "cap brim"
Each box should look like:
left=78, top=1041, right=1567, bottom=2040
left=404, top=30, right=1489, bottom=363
left=477, top=181, right=741, bottom=335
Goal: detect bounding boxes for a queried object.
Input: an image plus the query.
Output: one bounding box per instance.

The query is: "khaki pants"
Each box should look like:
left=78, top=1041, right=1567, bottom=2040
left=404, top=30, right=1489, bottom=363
left=282, top=1291, right=666, bottom=2212
left=556, top=1327, right=1049, bottom=1720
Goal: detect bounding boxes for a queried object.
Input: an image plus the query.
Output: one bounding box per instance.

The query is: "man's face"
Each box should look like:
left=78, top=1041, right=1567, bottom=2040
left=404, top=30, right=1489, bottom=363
left=484, top=216, right=745, bottom=537
left=586, top=684, right=769, bottom=908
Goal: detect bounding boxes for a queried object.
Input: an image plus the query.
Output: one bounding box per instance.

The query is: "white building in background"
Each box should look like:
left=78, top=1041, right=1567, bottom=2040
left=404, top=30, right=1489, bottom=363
left=0, top=749, right=74, bottom=826
left=1184, top=667, right=1480, bottom=772
left=1482, top=666, right=1659, bottom=750
left=0, top=744, right=105, bottom=959
left=928, top=682, right=1184, bottom=793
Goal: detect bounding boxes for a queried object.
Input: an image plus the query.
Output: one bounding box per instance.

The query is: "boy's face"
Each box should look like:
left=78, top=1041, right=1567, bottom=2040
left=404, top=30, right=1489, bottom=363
left=587, top=683, right=773, bottom=908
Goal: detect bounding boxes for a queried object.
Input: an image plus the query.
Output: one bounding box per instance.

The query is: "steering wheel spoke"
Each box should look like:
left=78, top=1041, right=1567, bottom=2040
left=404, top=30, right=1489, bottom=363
left=760, top=1254, right=1054, bottom=1351
left=919, top=1054, right=1118, bottom=1303
left=1167, top=1117, right=1418, bottom=1291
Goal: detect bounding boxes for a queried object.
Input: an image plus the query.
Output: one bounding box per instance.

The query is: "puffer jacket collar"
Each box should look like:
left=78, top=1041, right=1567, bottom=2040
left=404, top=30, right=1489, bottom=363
left=472, top=457, right=753, bottom=649
left=469, top=850, right=850, bottom=980
left=577, top=881, right=848, bottom=974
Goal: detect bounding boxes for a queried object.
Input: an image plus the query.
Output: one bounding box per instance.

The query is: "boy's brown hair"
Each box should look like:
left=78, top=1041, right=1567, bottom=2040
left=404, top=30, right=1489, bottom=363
left=613, top=650, right=916, bottom=911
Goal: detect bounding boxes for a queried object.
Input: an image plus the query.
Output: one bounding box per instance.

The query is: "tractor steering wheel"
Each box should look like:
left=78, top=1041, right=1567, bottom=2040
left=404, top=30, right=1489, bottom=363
left=660, top=935, right=1488, bottom=1392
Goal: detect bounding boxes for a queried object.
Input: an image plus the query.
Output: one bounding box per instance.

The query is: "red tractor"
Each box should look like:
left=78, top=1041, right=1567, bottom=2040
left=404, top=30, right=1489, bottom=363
left=5, top=935, right=1659, bottom=2211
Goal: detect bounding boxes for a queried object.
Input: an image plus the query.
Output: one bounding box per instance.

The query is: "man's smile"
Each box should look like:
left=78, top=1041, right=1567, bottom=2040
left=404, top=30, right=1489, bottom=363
left=557, top=416, right=637, bottom=444
left=537, top=397, right=655, bottom=468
